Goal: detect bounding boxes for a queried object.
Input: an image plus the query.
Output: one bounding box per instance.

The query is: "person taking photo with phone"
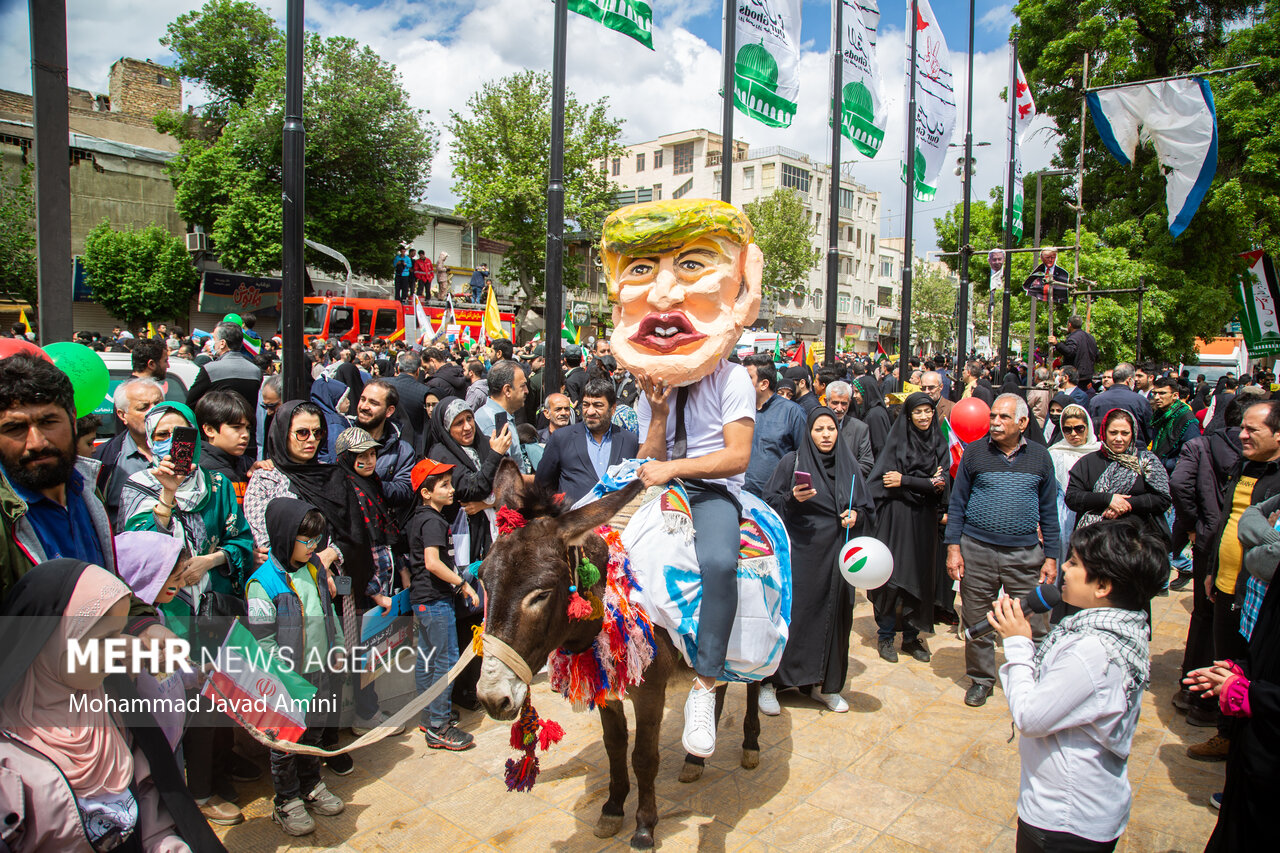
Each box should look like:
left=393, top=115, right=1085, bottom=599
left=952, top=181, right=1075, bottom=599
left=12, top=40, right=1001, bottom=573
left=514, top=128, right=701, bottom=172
left=761, top=406, right=875, bottom=715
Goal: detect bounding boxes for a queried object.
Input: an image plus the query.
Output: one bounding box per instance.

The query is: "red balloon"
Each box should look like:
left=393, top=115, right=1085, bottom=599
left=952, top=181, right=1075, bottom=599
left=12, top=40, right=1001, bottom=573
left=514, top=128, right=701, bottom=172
left=0, top=338, right=52, bottom=362
left=949, top=397, right=991, bottom=444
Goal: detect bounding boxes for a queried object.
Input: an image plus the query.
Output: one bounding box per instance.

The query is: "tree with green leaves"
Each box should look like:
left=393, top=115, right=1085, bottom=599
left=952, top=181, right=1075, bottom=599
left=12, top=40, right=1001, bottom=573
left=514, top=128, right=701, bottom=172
left=0, top=163, right=35, bottom=305
left=910, top=262, right=959, bottom=354
left=1004, top=0, right=1279, bottom=362
left=157, top=0, right=436, bottom=279
left=448, top=71, right=625, bottom=314
left=742, top=189, right=815, bottom=300
left=81, top=221, right=199, bottom=326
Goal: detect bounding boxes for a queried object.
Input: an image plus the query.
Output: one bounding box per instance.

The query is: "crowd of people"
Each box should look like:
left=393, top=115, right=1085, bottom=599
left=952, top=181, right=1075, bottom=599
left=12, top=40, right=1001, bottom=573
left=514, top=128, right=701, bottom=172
left=0, top=308, right=1277, bottom=850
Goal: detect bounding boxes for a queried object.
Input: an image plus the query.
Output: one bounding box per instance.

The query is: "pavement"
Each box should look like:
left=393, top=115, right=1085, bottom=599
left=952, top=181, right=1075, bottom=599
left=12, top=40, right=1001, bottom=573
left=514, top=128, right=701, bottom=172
left=216, top=587, right=1223, bottom=852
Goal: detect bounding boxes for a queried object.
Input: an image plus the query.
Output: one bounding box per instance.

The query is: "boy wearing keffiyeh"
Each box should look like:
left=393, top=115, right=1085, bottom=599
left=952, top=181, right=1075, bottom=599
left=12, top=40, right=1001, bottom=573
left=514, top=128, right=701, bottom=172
left=987, top=519, right=1167, bottom=852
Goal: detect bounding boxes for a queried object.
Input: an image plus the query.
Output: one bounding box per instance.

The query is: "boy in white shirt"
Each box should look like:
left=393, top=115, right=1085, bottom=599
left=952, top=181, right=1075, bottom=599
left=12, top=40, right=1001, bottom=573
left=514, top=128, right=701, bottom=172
left=987, top=518, right=1166, bottom=852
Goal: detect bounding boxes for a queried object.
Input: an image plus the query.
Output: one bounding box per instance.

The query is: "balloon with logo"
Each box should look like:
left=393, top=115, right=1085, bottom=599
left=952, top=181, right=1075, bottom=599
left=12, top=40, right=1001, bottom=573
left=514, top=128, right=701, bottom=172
left=838, top=537, right=893, bottom=590
left=949, top=397, right=991, bottom=444
left=43, top=342, right=110, bottom=418
left=0, top=338, right=52, bottom=362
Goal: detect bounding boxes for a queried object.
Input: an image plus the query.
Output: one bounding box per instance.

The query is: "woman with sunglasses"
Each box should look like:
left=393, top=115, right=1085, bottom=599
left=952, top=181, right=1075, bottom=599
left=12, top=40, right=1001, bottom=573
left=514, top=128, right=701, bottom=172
left=1049, top=404, right=1102, bottom=563
left=1065, top=408, right=1171, bottom=546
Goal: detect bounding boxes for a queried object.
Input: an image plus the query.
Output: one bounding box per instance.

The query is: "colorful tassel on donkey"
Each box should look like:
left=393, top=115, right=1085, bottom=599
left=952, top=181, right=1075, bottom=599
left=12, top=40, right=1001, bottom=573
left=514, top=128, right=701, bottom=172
left=504, top=698, right=564, bottom=792
left=566, top=587, right=593, bottom=620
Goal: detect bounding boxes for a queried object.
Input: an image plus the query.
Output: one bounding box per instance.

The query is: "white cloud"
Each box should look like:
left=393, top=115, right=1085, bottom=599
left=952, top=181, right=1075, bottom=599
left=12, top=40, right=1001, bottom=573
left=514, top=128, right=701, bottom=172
left=978, top=4, right=1015, bottom=35
left=1, top=0, right=1063, bottom=254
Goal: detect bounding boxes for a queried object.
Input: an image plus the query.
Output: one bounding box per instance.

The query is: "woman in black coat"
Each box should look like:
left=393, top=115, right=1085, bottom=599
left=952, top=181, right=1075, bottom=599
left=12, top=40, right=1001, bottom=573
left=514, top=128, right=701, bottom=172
left=1065, top=408, right=1171, bottom=545
left=852, top=376, right=892, bottom=457
left=425, top=396, right=513, bottom=709
left=868, top=392, right=949, bottom=663
left=763, top=407, right=875, bottom=714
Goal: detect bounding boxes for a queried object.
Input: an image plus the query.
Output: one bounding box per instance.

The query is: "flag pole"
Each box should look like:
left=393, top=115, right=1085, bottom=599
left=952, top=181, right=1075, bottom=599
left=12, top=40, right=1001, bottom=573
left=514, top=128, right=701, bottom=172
left=720, top=0, right=736, bottom=203
left=899, top=0, right=919, bottom=387
left=998, top=37, right=1018, bottom=373
left=956, top=0, right=976, bottom=367
left=543, top=0, right=568, bottom=401
left=825, top=0, right=844, bottom=367
left=281, top=0, right=306, bottom=402
left=1077, top=53, right=1090, bottom=331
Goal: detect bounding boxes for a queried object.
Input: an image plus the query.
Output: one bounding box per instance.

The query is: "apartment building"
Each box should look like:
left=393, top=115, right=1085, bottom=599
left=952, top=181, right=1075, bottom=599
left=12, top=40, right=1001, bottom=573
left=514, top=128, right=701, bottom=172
left=605, top=129, right=900, bottom=354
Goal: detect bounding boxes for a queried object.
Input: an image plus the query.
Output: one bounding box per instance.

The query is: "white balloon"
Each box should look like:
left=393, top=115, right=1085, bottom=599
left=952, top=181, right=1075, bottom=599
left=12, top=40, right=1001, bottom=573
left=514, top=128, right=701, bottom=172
left=837, top=537, right=893, bottom=590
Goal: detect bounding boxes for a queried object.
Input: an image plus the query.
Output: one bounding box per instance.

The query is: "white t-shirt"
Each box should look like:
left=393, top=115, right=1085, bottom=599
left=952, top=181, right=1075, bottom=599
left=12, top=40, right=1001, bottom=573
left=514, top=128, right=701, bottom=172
left=637, top=360, right=756, bottom=495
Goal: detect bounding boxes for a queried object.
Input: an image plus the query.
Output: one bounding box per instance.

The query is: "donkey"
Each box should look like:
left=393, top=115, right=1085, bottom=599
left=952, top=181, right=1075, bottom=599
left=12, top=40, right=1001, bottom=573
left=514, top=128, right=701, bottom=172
left=475, top=464, right=761, bottom=849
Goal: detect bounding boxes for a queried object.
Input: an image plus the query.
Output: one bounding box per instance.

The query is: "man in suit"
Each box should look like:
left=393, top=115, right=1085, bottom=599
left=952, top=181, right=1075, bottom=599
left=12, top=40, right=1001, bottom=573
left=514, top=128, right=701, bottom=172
left=824, top=381, right=875, bottom=476
left=1088, top=362, right=1154, bottom=446
left=536, top=377, right=639, bottom=504
left=921, top=371, right=953, bottom=422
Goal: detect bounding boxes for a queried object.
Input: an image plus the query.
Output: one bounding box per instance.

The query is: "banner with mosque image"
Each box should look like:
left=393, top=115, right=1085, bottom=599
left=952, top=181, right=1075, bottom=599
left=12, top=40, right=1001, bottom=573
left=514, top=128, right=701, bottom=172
left=566, top=0, right=653, bottom=49
left=734, top=0, right=803, bottom=128
left=839, top=0, right=886, bottom=157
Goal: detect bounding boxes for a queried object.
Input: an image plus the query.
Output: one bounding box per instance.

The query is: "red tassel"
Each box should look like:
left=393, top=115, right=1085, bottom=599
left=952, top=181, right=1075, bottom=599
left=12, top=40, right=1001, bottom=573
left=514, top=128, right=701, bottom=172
left=504, top=754, right=540, bottom=791
left=496, top=506, right=527, bottom=536
left=567, top=591, right=592, bottom=620
left=538, top=718, right=565, bottom=751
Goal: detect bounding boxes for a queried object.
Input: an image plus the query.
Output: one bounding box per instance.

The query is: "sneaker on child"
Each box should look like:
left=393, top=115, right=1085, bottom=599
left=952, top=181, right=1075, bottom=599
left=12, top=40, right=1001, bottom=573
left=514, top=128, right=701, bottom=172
left=273, top=798, right=315, bottom=836
left=425, top=724, right=475, bottom=751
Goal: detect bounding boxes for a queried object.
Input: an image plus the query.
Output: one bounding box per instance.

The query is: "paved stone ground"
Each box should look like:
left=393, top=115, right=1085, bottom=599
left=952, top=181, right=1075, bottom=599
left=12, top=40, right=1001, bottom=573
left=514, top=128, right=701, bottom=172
left=216, top=587, right=1223, bottom=852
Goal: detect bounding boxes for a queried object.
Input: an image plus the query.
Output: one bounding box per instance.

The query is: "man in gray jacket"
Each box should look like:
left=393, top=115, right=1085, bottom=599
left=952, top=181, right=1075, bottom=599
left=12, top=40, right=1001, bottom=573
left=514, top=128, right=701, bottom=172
left=825, top=381, right=875, bottom=476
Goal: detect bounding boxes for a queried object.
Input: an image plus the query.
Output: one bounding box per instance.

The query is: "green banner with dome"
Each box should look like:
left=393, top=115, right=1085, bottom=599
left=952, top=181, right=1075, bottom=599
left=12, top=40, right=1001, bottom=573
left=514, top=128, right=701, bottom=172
left=733, top=0, right=802, bottom=129
left=839, top=0, right=885, bottom=157
left=566, top=0, right=653, bottom=50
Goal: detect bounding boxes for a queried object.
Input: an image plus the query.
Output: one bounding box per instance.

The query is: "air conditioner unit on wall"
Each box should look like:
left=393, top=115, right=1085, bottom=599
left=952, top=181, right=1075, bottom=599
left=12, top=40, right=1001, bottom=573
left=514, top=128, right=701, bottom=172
left=185, top=232, right=207, bottom=253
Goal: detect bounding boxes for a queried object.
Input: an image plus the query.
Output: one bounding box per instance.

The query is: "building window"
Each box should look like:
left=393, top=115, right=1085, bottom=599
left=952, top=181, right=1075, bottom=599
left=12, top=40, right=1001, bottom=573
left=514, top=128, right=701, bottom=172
left=811, top=289, right=823, bottom=310
left=815, top=212, right=822, bottom=232
left=654, top=149, right=664, bottom=169
left=761, top=162, right=776, bottom=189
left=870, top=235, right=876, bottom=253
left=653, top=183, right=662, bottom=200
left=742, top=166, right=754, bottom=189
left=635, top=152, right=645, bottom=172
left=878, top=286, right=893, bottom=307
left=611, top=157, right=621, bottom=176
left=881, top=259, right=893, bottom=278
left=856, top=228, right=863, bottom=249
left=846, top=226, right=853, bottom=243
left=852, top=296, right=862, bottom=314
left=870, top=203, right=876, bottom=218
left=838, top=293, right=851, bottom=313
left=713, top=171, right=722, bottom=195
left=672, top=178, right=694, bottom=199
left=672, top=142, right=694, bottom=175
left=781, top=164, right=810, bottom=192
left=840, top=188, right=855, bottom=210
left=816, top=178, right=823, bottom=199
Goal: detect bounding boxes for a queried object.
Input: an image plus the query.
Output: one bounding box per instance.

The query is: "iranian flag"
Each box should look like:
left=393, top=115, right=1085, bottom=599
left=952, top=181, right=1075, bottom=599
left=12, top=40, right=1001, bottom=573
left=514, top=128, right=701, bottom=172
left=202, top=621, right=318, bottom=743
left=940, top=417, right=965, bottom=478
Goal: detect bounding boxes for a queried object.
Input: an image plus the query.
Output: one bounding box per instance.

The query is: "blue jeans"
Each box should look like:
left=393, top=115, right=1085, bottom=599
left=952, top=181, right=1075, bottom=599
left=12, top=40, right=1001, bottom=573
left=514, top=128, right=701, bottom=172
left=685, top=482, right=741, bottom=680
left=414, top=600, right=457, bottom=729
left=471, top=286, right=484, bottom=304
left=1166, top=507, right=1192, bottom=576
left=354, top=679, right=379, bottom=720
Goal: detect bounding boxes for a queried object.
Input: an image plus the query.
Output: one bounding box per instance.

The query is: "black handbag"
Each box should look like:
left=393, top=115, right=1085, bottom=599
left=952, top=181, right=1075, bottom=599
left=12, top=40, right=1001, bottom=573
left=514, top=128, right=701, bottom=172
left=196, top=589, right=247, bottom=641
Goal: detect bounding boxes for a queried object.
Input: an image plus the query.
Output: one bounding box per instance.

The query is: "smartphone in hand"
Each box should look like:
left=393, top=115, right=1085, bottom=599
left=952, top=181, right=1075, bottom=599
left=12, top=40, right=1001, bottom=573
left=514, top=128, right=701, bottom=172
left=793, top=471, right=813, bottom=490
left=169, top=427, right=198, bottom=477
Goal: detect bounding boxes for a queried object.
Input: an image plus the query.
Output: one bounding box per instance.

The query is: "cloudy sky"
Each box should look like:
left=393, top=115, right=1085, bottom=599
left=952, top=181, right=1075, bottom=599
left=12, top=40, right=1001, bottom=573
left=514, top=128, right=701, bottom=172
left=2, top=0, right=1062, bottom=253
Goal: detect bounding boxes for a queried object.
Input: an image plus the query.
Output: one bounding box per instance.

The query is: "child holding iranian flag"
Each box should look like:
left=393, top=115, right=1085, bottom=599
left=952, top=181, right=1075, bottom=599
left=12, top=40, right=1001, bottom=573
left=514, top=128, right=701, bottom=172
left=245, top=497, right=346, bottom=837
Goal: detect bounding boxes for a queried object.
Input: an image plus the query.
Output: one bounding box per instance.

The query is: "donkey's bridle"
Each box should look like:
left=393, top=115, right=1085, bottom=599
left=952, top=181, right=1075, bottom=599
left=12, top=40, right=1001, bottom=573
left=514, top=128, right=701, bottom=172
left=482, top=631, right=534, bottom=685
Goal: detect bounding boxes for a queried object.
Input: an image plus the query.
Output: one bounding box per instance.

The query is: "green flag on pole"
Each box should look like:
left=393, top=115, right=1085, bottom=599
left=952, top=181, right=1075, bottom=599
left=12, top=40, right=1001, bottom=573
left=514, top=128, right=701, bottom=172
left=567, top=0, right=654, bottom=50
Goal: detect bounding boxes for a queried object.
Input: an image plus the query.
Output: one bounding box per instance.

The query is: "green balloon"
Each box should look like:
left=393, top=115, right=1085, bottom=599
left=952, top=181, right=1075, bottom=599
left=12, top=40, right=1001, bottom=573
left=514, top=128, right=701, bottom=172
left=44, top=342, right=110, bottom=418
left=222, top=313, right=244, bottom=327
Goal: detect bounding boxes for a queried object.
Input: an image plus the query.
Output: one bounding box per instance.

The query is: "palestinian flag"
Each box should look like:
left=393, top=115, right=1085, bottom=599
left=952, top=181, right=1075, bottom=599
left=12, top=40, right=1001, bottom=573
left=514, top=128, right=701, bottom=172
left=793, top=341, right=806, bottom=366
left=940, top=417, right=965, bottom=478
left=202, top=621, right=318, bottom=743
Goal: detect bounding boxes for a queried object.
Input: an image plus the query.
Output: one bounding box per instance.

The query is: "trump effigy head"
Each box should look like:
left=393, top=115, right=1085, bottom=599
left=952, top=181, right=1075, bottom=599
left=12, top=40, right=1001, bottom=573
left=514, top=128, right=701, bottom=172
left=601, top=198, right=763, bottom=387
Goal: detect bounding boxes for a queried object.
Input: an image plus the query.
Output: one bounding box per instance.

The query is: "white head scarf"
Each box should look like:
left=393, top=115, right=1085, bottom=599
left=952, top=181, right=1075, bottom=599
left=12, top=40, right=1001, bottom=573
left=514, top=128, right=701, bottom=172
left=1048, top=403, right=1101, bottom=489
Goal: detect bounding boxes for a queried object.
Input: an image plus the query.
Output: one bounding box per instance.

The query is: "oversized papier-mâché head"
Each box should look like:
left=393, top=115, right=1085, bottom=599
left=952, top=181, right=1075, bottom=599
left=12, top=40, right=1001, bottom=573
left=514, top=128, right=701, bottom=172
left=602, top=199, right=763, bottom=387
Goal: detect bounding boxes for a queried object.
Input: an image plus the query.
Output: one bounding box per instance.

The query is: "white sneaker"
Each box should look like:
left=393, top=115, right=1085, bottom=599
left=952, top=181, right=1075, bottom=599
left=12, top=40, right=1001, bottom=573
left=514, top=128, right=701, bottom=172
left=682, top=681, right=718, bottom=758
left=758, top=683, right=781, bottom=716
left=810, top=687, right=849, bottom=713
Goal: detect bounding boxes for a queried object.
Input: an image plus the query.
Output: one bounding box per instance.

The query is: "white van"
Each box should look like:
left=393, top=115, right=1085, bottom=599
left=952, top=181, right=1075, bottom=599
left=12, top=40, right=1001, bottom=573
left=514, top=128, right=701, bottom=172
left=1181, top=337, right=1251, bottom=386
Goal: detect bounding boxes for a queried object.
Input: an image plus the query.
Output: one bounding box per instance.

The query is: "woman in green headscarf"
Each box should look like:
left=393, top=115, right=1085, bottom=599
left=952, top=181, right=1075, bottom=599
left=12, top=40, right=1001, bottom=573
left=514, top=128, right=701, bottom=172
left=118, top=401, right=254, bottom=608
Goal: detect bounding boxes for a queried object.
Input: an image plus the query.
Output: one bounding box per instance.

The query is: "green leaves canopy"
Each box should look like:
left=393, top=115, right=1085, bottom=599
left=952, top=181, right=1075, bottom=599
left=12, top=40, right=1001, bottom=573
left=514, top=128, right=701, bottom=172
left=447, top=70, right=624, bottom=304
left=159, top=1, right=436, bottom=279
left=742, top=189, right=816, bottom=300
left=81, top=221, right=199, bottom=326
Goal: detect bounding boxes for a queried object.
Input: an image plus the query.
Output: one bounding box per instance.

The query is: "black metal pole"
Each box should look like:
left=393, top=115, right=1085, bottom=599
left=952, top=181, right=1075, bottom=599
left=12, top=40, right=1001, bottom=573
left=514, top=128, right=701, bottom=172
left=28, top=0, right=71, bottom=344
left=281, top=0, right=306, bottom=402
left=543, top=0, right=568, bottom=401
left=824, top=0, right=843, bottom=367
left=899, top=0, right=919, bottom=386
left=721, top=0, right=735, bottom=204
left=956, top=0, right=975, bottom=367
left=1136, top=277, right=1144, bottom=363
left=999, top=38, right=1018, bottom=373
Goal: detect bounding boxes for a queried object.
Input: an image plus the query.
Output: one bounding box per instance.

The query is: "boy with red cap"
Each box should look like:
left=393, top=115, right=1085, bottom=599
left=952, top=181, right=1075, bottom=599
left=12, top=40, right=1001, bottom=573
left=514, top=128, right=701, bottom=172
left=403, top=458, right=479, bottom=750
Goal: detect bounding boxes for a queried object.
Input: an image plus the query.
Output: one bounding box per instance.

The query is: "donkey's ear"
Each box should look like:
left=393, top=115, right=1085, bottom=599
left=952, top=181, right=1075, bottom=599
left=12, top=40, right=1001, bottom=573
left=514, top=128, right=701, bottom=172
left=492, top=458, right=525, bottom=509
left=557, top=479, right=644, bottom=546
